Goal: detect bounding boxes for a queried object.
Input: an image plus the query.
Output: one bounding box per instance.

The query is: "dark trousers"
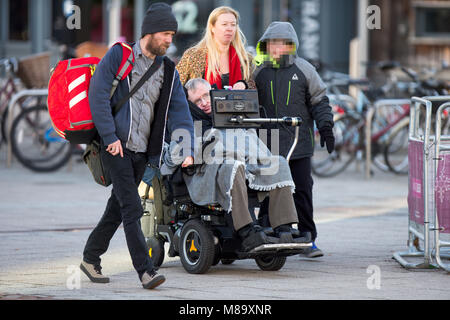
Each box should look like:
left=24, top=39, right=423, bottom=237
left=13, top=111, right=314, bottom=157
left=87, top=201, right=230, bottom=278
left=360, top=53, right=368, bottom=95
left=259, top=157, right=317, bottom=241
left=289, top=157, right=316, bottom=241
left=83, top=145, right=154, bottom=279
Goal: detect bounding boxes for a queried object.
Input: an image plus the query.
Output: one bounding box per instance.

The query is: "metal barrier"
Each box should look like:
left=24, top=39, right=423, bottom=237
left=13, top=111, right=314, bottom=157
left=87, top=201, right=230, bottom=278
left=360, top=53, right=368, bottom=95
left=434, top=101, right=450, bottom=272
left=6, top=89, right=49, bottom=167
left=393, top=95, right=450, bottom=271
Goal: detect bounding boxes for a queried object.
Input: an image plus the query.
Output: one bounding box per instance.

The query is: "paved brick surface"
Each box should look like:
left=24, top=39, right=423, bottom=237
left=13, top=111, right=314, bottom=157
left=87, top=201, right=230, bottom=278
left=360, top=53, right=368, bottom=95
left=0, top=147, right=449, bottom=300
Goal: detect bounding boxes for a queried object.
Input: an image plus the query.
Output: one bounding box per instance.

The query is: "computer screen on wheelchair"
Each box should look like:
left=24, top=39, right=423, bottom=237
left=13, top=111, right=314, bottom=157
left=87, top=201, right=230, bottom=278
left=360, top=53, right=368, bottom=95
left=210, top=89, right=261, bottom=129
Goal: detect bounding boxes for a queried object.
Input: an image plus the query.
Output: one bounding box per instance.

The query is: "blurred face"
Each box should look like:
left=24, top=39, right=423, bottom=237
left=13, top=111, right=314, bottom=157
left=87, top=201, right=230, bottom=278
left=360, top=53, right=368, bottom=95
left=188, top=83, right=211, bottom=114
left=266, top=39, right=295, bottom=60
left=143, top=31, right=175, bottom=56
left=211, top=13, right=237, bottom=46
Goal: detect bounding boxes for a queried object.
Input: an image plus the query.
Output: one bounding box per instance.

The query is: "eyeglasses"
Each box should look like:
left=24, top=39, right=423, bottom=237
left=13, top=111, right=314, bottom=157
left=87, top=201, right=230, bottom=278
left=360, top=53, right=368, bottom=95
left=194, top=93, right=210, bottom=106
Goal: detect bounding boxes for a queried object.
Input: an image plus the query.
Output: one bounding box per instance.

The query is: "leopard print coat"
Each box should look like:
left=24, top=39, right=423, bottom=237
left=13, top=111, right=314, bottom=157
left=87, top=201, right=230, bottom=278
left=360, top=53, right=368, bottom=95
left=176, top=46, right=256, bottom=89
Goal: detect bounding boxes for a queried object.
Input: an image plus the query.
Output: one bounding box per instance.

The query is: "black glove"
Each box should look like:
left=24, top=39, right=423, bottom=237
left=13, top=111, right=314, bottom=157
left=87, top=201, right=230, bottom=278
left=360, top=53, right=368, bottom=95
left=319, top=126, right=335, bottom=154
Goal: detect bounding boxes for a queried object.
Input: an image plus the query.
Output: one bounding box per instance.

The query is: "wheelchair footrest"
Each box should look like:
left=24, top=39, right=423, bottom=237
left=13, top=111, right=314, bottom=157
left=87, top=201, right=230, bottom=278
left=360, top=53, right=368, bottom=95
left=251, top=242, right=312, bottom=252
left=236, top=242, right=313, bottom=259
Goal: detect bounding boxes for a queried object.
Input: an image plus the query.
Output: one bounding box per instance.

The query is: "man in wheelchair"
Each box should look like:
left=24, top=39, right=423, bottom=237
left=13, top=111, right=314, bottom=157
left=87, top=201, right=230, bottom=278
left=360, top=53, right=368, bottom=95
left=142, top=78, right=312, bottom=273
left=160, top=78, right=311, bottom=253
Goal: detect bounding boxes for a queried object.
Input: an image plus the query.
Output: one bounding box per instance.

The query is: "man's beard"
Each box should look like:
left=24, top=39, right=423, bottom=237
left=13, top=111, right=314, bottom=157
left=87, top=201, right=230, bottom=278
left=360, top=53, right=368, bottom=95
left=145, top=37, right=169, bottom=56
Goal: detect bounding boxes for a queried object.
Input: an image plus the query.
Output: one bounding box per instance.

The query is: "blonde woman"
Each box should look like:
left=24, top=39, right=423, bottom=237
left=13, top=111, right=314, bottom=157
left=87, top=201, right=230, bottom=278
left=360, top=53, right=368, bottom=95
left=176, top=6, right=255, bottom=89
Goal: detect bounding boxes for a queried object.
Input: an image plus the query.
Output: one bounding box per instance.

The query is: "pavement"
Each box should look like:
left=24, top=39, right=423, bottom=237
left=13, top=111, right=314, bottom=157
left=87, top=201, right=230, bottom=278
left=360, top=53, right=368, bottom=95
left=0, top=145, right=449, bottom=301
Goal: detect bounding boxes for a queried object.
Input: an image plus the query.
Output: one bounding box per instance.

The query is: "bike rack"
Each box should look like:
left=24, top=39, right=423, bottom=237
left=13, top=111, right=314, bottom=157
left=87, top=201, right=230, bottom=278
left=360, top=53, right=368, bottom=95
left=6, top=89, right=48, bottom=167
left=393, top=95, right=450, bottom=271
left=328, top=94, right=357, bottom=110
left=365, top=99, right=411, bottom=179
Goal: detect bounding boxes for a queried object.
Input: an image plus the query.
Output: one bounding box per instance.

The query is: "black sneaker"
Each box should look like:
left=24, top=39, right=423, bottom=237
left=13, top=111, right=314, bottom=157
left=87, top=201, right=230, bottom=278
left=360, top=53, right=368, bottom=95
left=292, top=231, right=312, bottom=243
left=80, top=261, right=110, bottom=283
left=273, top=224, right=296, bottom=243
left=141, top=270, right=166, bottom=289
left=239, top=223, right=275, bottom=252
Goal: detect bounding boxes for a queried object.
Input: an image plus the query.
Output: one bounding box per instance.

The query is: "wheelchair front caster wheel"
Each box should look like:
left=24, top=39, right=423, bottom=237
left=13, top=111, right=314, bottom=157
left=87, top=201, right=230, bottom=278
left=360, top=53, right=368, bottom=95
left=255, top=255, right=286, bottom=271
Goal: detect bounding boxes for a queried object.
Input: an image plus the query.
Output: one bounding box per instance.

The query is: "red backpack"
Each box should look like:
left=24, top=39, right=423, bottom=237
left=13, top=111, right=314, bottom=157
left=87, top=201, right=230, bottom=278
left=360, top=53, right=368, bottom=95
left=47, top=42, right=135, bottom=144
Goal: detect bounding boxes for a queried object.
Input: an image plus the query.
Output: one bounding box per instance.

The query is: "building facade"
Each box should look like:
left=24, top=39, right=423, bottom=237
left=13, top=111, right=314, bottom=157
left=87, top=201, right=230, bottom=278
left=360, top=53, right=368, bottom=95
left=0, top=0, right=448, bottom=77
left=0, top=0, right=356, bottom=72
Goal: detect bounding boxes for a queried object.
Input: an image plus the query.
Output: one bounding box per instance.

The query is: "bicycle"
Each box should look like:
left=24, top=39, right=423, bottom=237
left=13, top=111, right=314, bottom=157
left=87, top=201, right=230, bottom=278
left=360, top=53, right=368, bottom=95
left=0, top=58, right=45, bottom=145
left=377, top=62, right=450, bottom=174
left=312, top=100, right=411, bottom=177
left=9, top=104, right=78, bottom=172
left=313, top=62, right=450, bottom=177
left=312, top=71, right=408, bottom=177
left=6, top=47, right=87, bottom=172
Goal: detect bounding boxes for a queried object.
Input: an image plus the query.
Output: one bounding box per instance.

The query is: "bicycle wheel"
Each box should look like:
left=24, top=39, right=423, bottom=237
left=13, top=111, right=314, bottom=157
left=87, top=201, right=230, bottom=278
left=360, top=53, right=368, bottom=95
left=10, top=105, right=73, bottom=172
left=0, top=108, right=7, bottom=145
left=384, top=120, right=409, bottom=175
left=1, top=95, right=44, bottom=145
left=370, top=104, right=409, bottom=172
left=312, top=114, right=358, bottom=177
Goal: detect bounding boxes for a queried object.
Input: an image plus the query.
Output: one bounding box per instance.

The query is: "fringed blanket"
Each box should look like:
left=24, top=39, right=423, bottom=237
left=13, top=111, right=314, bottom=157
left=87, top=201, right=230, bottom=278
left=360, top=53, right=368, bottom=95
left=161, top=128, right=295, bottom=212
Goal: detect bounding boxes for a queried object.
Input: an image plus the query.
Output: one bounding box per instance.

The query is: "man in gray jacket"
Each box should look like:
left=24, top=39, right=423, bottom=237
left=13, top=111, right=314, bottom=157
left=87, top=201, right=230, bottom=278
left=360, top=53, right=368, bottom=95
left=253, top=21, right=335, bottom=258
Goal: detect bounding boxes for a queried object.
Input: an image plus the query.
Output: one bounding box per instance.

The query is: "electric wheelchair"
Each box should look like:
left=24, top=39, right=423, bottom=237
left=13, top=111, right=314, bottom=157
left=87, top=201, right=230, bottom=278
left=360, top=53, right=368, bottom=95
left=140, top=89, right=312, bottom=274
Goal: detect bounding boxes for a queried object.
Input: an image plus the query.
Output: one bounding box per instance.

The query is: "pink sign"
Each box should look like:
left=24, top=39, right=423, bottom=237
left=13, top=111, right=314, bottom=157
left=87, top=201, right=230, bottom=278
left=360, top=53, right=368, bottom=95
left=408, top=140, right=424, bottom=225
left=435, top=151, right=450, bottom=234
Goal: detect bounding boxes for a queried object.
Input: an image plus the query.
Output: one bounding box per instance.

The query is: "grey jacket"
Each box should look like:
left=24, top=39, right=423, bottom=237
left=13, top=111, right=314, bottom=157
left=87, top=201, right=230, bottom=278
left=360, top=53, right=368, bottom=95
left=253, top=21, right=333, bottom=159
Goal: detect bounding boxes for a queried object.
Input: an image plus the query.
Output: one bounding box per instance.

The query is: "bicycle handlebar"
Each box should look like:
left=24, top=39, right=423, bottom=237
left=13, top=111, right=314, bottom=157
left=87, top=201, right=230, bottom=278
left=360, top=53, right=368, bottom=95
left=0, top=57, right=18, bottom=74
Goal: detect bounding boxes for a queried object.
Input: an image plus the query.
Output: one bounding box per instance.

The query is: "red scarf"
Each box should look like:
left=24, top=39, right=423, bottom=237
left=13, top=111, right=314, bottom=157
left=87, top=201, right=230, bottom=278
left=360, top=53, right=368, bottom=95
left=205, top=45, right=243, bottom=89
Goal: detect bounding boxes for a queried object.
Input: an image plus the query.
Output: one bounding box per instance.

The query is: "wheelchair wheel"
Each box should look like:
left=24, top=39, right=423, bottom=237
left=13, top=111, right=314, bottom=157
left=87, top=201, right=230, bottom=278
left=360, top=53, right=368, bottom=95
left=255, top=255, right=286, bottom=271
left=179, top=219, right=215, bottom=274
left=146, top=236, right=165, bottom=268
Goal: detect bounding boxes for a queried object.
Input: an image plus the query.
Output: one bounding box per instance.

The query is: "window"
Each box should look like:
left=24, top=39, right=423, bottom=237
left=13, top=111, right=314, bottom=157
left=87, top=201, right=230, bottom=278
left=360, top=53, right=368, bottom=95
left=9, top=0, right=29, bottom=41
left=415, top=6, right=450, bottom=38
left=412, top=0, right=450, bottom=44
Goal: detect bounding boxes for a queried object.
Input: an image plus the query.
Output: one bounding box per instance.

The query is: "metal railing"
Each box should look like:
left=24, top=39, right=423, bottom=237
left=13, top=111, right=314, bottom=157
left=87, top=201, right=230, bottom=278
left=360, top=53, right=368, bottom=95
left=6, top=89, right=49, bottom=167
left=434, top=101, right=450, bottom=272
left=393, top=95, right=450, bottom=271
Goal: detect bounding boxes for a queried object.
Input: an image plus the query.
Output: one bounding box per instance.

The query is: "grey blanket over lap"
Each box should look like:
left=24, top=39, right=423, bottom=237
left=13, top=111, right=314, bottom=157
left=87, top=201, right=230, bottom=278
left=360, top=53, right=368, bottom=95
left=160, top=128, right=295, bottom=213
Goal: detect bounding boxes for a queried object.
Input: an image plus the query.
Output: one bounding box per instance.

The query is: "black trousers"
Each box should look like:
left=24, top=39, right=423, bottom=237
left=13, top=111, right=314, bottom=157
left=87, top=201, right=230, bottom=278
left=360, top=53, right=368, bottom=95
left=83, top=145, right=154, bottom=279
left=289, top=157, right=316, bottom=241
left=260, top=157, right=317, bottom=241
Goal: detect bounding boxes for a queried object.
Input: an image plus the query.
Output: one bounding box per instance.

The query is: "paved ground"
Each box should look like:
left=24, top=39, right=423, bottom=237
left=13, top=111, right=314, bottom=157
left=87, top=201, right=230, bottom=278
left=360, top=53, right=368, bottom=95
left=0, top=147, right=449, bottom=301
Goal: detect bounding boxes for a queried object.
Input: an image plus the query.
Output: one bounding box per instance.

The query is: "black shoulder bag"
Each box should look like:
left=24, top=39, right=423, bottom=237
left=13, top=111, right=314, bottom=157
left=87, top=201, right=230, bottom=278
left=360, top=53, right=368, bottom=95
left=83, top=56, right=163, bottom=187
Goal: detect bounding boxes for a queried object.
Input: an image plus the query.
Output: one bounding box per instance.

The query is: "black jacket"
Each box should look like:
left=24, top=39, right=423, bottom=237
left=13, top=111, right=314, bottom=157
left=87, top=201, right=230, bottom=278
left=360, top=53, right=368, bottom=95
left=187, top=100, right=213, bottom=135
left=253, top=22, right=333, bottom=160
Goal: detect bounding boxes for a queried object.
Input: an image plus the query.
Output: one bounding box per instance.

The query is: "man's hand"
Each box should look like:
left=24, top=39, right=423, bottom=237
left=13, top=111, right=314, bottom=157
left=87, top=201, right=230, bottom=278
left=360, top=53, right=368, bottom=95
left=232, top=81, right=246, bottom=90
left=181, top=156, right=194, bottom=167
left=106, top=140, right=123, bottom=157
left=319, top=126, right=335, bottom=154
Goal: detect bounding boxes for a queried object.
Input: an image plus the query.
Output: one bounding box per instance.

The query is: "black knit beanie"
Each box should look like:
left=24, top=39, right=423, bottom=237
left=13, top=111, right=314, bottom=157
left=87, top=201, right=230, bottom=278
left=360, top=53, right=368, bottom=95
left=141, top=2, right=178, bottom=37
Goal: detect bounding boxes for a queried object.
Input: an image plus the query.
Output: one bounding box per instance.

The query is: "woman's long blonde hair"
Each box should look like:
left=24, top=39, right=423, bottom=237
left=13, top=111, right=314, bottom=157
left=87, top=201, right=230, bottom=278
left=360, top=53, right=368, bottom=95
left=193, top=6, right=252, bottom=83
